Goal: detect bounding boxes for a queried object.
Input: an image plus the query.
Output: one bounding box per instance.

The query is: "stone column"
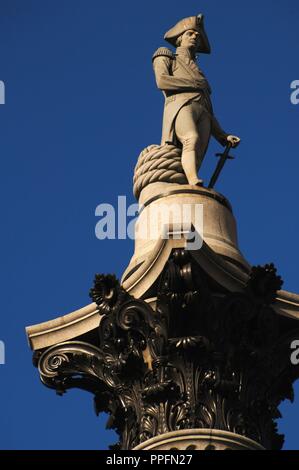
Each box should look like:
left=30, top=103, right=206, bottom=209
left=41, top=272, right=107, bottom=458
left=27, top=182, right=299, bottom=450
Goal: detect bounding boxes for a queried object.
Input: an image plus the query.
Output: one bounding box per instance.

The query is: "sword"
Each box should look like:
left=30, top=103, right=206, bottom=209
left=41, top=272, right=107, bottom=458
left=208, top=143, right=234, bottom=189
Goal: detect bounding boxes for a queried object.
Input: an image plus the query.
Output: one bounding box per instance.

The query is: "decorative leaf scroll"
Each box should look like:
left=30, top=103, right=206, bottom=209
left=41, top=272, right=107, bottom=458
left=36, top=251, right=299, bottom=449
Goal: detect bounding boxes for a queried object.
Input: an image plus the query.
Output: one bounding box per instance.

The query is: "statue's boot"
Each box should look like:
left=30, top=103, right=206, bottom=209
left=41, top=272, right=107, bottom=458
left=182, top=150, right=203, bottom=186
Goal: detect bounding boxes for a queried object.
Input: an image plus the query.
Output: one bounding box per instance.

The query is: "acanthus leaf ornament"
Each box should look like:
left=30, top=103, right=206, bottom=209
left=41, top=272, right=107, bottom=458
left=34, top=256, right=299, bottom=450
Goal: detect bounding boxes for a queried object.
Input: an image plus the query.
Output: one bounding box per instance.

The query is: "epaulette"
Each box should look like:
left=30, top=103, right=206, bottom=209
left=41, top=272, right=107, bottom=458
left=152, top=47, right=175, bottom=62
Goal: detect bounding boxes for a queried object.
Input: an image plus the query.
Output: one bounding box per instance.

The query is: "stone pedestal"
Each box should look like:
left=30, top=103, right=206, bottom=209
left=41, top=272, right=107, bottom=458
left=123, top=183, right=250, bottom=282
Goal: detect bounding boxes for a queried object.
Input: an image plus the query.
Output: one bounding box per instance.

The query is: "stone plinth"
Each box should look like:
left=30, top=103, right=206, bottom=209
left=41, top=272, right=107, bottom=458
left=124, top=183, right=250, bottom=283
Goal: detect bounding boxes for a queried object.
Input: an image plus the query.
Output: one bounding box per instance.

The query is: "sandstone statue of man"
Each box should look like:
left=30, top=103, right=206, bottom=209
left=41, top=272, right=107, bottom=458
left=152, top=14, right=240, bottom=186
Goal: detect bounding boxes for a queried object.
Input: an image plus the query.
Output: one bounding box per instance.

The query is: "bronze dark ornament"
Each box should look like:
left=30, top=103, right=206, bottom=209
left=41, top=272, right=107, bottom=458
left=34, top=250, right=299, bottom=450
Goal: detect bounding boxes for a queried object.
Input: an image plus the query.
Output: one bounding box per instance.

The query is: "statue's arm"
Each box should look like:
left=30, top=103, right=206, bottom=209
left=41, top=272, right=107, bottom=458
left=211, top=116, right=229, bottom=146
left=153, top=54, right=200, bottom=92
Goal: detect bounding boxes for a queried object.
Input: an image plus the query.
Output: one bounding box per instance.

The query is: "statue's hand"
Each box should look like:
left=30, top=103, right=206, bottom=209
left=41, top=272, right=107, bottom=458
left=227, top=135, right=241, bottom=148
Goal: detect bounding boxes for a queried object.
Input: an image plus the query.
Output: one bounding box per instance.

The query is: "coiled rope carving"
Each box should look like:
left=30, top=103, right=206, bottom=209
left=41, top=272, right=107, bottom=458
left=133, top=144, right=187, bottom=200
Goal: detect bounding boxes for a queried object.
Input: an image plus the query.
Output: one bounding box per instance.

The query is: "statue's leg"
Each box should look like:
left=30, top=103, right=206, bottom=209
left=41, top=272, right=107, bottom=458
left=175, top=103, right=210, bottom=186
left=195, top=109, right=211, bottom=173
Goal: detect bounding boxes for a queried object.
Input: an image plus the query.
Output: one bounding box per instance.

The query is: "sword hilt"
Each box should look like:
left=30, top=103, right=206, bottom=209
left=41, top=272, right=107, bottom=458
left=208, top=143, right=236, bottom=189
left=215, top=153, right=234, bottom=160
left=215, top=143, right=234, bottom=160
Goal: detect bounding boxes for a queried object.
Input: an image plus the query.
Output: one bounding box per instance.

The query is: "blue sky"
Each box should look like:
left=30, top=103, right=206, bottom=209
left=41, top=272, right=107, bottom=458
left=0, top=0, right=298, bottom=449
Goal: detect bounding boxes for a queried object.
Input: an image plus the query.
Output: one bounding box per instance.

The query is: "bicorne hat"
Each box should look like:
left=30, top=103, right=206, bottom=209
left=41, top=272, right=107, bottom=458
left=164, top=14, right=211, bottom=54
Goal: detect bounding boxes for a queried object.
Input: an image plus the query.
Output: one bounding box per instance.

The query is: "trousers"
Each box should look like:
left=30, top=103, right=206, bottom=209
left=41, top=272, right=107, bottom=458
left=175, top=100, right=211, bottom=172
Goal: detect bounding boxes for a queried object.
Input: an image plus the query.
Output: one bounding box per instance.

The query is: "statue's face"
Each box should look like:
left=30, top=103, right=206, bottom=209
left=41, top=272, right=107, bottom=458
left=180, top=29, right=201, bottom=50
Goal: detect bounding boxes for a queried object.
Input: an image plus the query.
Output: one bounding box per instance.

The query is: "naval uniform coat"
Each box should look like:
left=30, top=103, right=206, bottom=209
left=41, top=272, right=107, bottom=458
left=152, top=46, right=228, bottom=147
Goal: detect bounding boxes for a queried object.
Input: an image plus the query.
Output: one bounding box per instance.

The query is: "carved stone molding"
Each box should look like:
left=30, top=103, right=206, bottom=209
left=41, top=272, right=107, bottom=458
left=133, top=429, right=265, bottom=450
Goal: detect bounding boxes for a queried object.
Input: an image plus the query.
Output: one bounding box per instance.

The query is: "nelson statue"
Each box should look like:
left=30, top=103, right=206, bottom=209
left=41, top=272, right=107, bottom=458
left=152, top=14, right=240, bottom=186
